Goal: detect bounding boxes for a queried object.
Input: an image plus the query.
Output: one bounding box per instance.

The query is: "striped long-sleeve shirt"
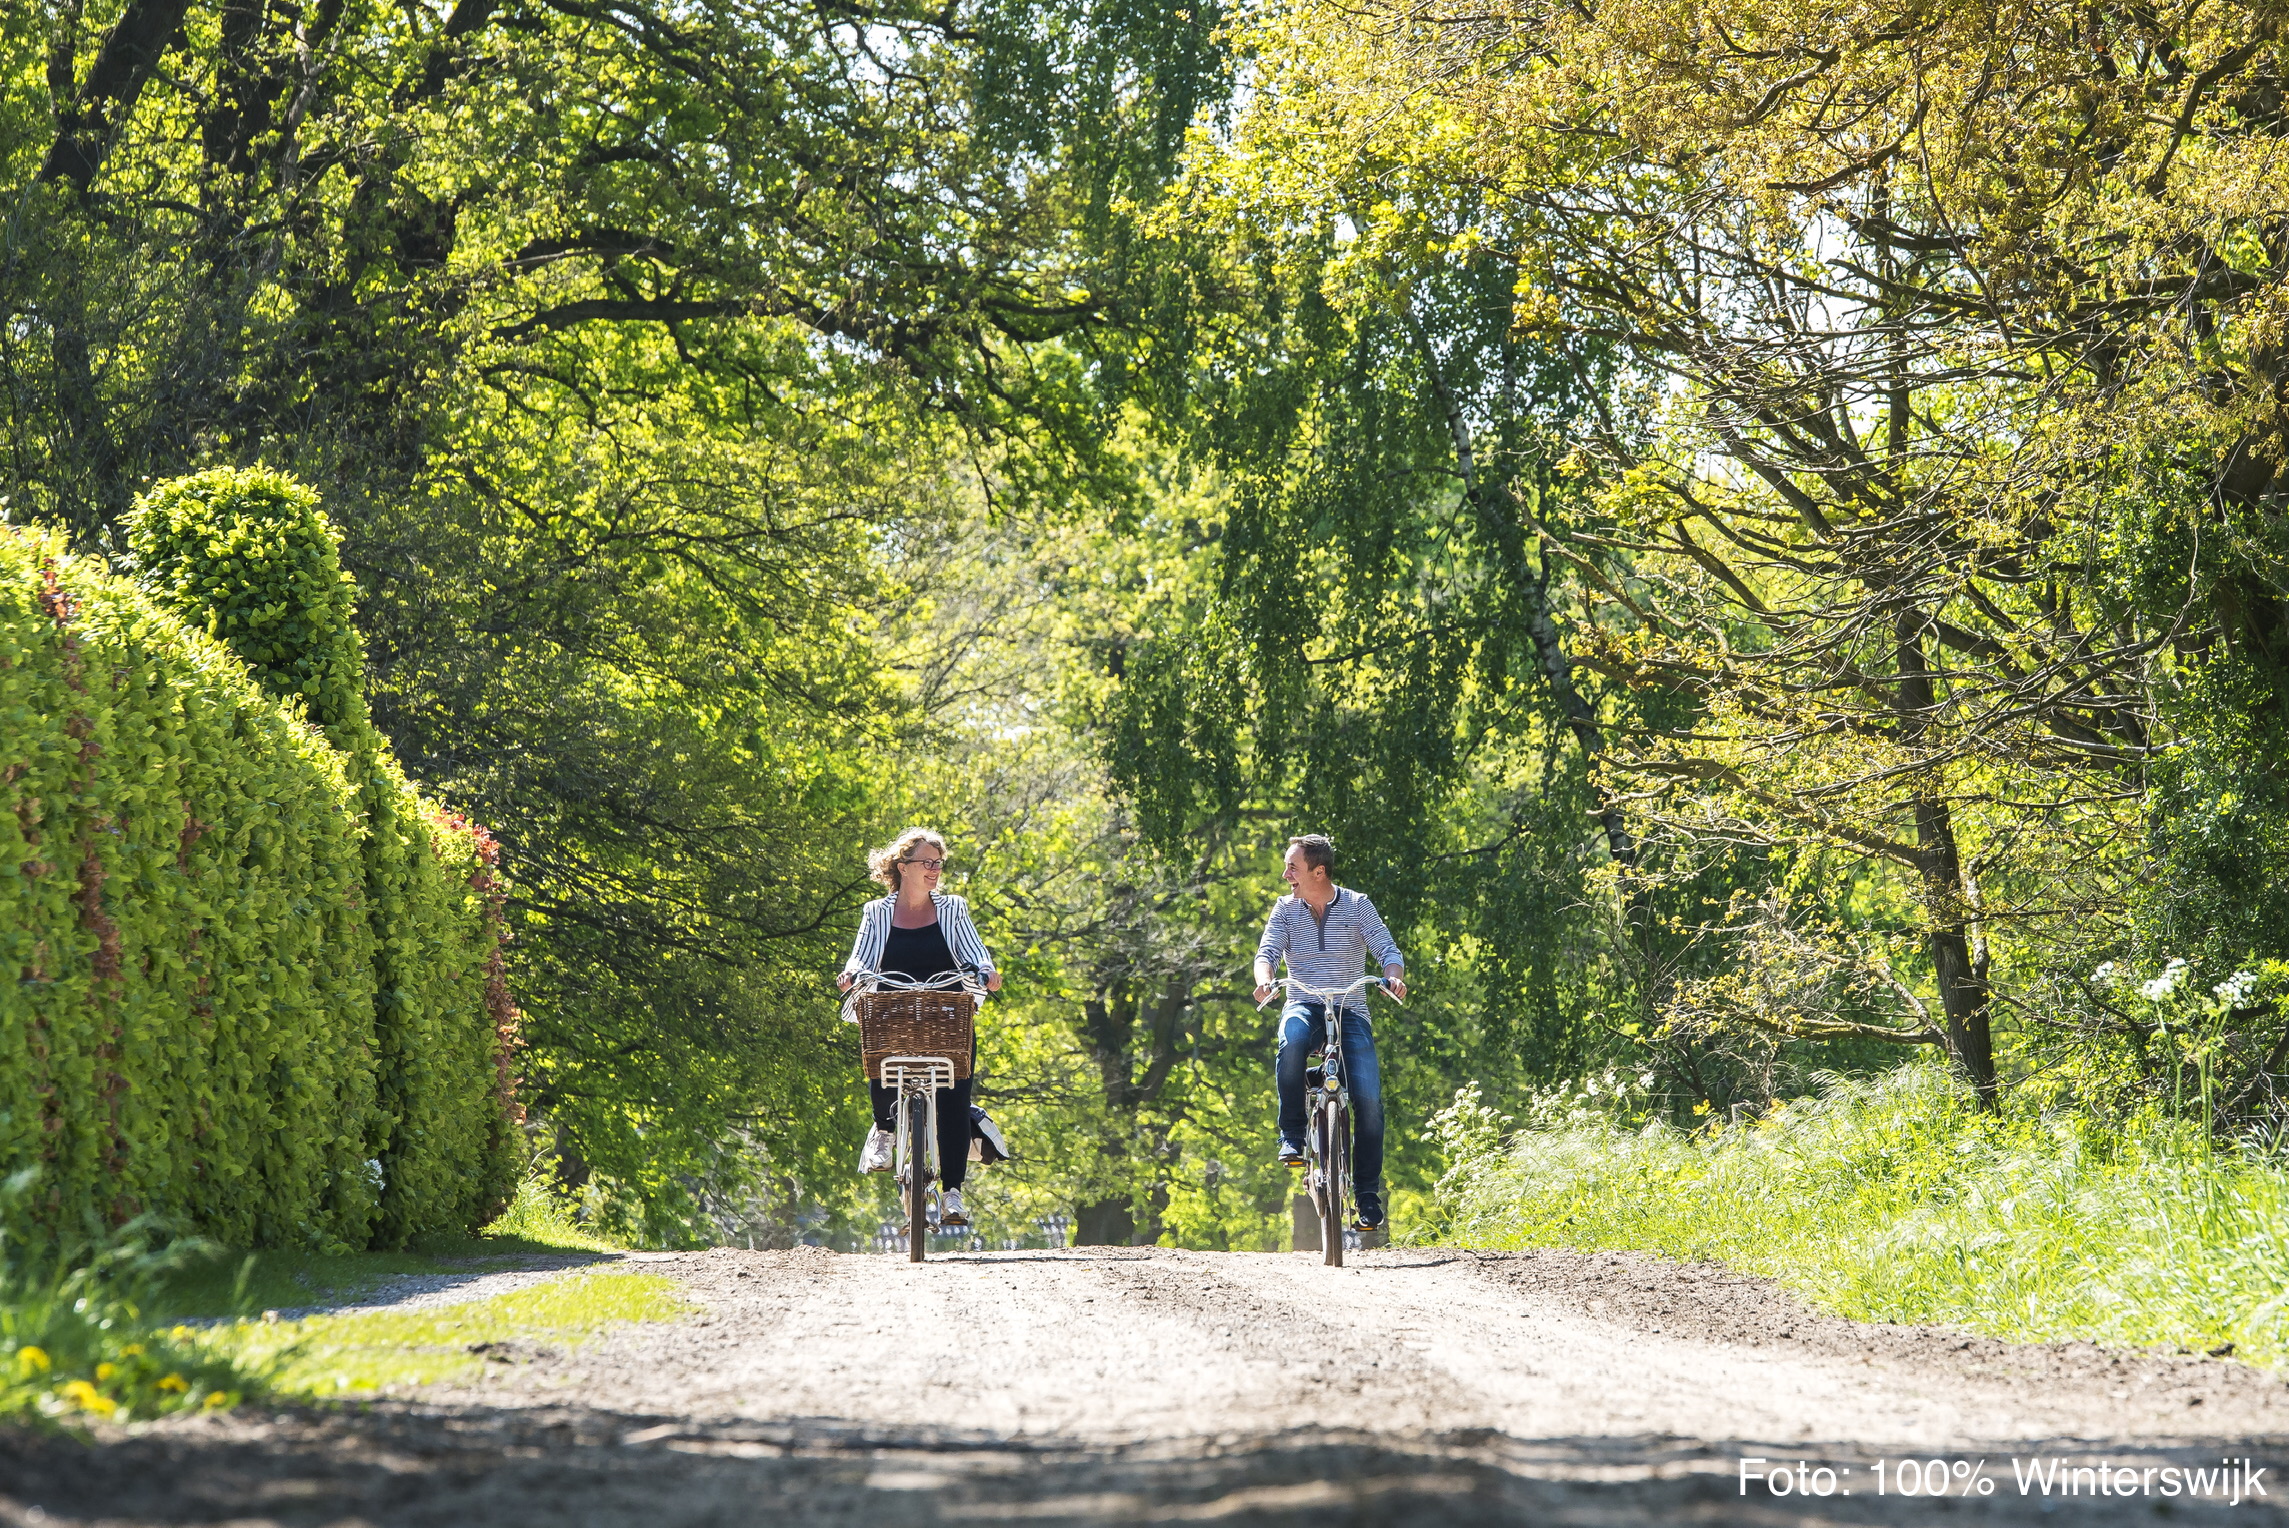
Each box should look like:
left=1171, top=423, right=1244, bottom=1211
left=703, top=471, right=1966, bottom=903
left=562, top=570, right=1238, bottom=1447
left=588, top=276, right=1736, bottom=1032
left=841, top=893, right=997, bottom=979
left=1255, top=887, right=1403, bottom=1010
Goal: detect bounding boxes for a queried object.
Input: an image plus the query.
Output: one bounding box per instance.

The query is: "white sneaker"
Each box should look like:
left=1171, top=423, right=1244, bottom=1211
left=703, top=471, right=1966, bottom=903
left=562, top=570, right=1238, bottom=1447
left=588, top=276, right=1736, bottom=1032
left=860, top=1128, right=894, bottom=1173
left=939, top=1188, right=968, bottom=1227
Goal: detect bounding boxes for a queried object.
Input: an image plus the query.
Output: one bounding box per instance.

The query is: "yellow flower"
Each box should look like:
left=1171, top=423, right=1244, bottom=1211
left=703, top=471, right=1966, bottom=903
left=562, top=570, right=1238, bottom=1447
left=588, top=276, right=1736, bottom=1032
left=120, top=1344, right=146, bottom=1359
left=202, top=1390, right=232, bottom=1409
left=94, top=1362, right=117, bottom=1382
left=58, top=1380, right=117, bottom=1417
left=13, top=1346, right=50, bottom=1377
left=156, top=1374, right=189, bottom=1394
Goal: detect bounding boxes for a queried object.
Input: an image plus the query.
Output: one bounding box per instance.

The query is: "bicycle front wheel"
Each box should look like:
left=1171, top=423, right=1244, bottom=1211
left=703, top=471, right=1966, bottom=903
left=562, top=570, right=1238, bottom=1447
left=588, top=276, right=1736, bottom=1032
left=1320, top=1095, right=1347, bottom=1267
left=906, top=1096, right=930, bottom=1263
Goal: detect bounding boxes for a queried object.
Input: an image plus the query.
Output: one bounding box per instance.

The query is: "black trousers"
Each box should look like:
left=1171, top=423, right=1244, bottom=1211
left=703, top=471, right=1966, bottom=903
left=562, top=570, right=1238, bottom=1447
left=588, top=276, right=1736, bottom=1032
left=870, top=1061, right=972, bottom=1190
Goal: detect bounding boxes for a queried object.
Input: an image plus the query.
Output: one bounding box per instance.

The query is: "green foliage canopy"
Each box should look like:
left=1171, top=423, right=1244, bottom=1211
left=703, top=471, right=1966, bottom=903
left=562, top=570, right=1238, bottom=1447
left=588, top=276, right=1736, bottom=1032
left=0, top=0, right=1237, bottom=1231
left=1198, top=0, right=2289, bottom=1119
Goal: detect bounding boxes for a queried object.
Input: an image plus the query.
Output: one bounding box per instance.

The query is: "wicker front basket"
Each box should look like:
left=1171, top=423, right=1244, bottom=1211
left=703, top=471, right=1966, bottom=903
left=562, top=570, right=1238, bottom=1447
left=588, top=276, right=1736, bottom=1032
left=854, top=989, right=977, bottom=1085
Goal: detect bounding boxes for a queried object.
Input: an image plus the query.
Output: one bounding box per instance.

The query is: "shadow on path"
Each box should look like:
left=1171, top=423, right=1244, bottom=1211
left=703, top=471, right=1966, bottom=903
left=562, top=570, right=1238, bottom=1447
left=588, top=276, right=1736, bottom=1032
left=6, top=1404, right=2286, bottom=1525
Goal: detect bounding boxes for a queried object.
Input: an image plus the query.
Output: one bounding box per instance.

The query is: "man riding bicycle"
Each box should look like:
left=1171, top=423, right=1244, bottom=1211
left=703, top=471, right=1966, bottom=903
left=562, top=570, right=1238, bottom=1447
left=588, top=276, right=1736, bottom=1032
left=1251, top=834, right=1406, bottom=1234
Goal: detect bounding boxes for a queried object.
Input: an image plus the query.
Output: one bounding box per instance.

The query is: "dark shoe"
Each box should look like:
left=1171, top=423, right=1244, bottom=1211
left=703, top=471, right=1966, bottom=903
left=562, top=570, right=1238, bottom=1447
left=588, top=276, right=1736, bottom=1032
left=1277, top=1140, right=1306, bottom=1166
left=1354, top=1202, right=1385, bottom=1232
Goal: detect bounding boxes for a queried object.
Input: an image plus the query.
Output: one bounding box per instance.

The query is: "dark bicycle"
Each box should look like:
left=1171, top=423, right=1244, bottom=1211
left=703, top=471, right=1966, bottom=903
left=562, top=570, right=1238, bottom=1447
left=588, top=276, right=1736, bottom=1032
left=1259, top=972, right=1402, bottom=1267
left=843, top=971, right=984, bottom=1263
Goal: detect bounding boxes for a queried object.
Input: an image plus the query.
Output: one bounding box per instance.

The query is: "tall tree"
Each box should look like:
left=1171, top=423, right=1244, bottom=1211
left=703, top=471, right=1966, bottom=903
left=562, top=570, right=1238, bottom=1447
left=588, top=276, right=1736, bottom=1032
left=1083, top=63, right=1773, bottom=1114
left=2, top=0, right=1229, bottom=1233
left=1221, top=0, right=2289, bottom=1110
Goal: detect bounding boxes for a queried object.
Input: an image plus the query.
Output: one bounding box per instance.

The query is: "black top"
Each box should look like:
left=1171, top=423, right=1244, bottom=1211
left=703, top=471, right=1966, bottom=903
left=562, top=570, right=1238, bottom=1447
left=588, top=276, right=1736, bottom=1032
left=879, top=919, right=959, bottom=984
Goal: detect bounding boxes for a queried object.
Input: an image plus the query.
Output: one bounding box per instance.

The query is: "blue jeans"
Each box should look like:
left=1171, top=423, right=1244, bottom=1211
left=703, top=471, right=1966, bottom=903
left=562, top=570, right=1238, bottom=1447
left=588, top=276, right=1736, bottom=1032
left=1277, top=1001, right=1385, bottom=1219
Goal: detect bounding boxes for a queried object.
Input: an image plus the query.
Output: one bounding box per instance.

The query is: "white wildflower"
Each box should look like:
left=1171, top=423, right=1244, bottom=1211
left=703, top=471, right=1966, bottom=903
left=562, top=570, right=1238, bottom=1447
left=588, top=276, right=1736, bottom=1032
left=2140, top=958, right=2189, bottom=1001
left=2215, top=970, right=2260, bottom=1005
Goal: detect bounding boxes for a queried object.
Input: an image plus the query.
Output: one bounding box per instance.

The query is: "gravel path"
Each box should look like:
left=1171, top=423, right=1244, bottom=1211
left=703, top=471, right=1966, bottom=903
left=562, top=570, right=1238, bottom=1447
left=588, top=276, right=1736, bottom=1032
left=10, top=1245, right=2289, bottom=1524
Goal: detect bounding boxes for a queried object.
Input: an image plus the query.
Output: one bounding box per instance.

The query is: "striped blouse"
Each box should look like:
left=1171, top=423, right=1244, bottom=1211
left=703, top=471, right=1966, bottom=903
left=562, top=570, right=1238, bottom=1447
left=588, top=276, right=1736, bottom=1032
left=841, top=892, right=997, bottom=980
left=1255, top=886, right=1404, bottom=1010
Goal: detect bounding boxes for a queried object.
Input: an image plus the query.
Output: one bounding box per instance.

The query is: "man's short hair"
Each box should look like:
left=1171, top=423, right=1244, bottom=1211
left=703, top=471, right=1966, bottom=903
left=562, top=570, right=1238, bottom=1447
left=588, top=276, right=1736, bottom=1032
left=1287, top=834, right=1336, bottom=873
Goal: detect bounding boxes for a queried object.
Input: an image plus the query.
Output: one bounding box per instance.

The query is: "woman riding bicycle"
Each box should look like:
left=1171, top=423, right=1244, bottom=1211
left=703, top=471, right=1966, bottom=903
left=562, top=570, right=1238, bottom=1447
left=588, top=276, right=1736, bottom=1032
left=838, top=827, right=1001, bottom=1228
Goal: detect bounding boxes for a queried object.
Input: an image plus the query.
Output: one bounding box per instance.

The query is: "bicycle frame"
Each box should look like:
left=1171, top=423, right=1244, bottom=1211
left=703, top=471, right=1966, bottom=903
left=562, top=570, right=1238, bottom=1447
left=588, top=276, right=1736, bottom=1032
left=879, top=1056, right=953, bottom=1204
left=1259, top=973, right=1400, bottom=1266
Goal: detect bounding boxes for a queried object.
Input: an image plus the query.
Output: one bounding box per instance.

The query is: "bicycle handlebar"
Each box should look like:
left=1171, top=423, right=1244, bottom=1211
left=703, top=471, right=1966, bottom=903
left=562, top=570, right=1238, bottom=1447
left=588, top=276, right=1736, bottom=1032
left=1255, top=973, right=1404, bottom=1010
left=846, top=968, right=989, bottom=994
left=838, top=969, right=991, bottom=1024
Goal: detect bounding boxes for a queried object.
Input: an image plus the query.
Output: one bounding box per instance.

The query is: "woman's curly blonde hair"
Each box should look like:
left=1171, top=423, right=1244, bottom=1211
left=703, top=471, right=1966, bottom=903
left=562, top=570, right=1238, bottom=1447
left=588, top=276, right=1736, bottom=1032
left=868, top=827, right=948, bottom=891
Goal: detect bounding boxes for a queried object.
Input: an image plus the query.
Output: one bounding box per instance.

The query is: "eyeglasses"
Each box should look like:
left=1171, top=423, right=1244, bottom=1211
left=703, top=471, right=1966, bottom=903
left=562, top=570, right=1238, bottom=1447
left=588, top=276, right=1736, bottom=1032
left=902, top=857, right=945, bottom=870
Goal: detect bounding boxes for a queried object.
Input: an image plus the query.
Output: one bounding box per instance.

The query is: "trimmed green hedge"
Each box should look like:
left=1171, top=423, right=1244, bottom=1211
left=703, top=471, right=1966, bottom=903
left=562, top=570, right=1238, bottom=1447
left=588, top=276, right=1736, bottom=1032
left=0, top=468, right=521, bottom=1250
left=122, top=469, right=367, bottom=739
left=365, top=771, right=525, bottom=1245
left=0, top=528, right=380, bottom=1247
left=127, top=468, right=522, bottom=1247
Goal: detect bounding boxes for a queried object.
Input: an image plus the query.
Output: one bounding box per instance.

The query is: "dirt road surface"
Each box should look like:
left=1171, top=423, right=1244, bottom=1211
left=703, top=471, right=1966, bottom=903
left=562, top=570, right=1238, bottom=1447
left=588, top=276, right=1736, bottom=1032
left=9, top=1245, right=2289, bottom=1525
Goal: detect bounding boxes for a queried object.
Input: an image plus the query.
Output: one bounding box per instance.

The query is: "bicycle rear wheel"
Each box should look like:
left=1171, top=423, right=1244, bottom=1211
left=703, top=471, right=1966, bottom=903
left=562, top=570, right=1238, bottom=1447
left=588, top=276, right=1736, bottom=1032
left=1320, top=1095, right=1347, bottom=1267
left=906, top=1095, right=930, bottom=1263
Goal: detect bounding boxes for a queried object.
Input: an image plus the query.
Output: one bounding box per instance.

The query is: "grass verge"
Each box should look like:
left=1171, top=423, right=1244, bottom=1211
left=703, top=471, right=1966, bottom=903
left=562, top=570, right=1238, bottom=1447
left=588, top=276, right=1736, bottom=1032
left=202, top=1269, right=690, bottom=1397
left=1, top=1168, right=246, bottom=1424
left=2, top=1240, right=247, bottom=1423
left=155, top=1175, right=626, bottom=1320
left=3, top=1172, right=639, bottom=1423
left=1427, top=1064, right=2289, bottom=1365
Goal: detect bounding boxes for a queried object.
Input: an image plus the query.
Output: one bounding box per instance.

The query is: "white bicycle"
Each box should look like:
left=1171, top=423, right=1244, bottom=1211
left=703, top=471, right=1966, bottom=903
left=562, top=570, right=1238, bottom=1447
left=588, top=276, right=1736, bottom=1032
left=1258, top=973, right=1402, bottom=1267
left=843, top=970, right=986, bottom=1263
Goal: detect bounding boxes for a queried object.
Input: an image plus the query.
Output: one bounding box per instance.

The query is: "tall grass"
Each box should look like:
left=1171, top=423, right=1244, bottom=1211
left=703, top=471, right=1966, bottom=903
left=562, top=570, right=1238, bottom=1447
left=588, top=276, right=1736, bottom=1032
left=0, top=1174, right=248, bottom=1422
left=1429, top=1066, right=2289, bottom=1364
left=479, top=1173, right=624, bottom=1253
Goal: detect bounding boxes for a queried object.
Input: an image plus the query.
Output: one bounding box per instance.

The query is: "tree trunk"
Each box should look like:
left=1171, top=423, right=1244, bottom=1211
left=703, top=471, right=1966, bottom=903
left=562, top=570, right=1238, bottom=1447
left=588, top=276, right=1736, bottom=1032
left=49, top=307, right=123, bottom=539
left=1913, top=798, right=1997, bottom=1105
left=1070, top=976, right=1189, bottom=1245
left=1073, top=1197, right=1134, bottom=1246
left=1896, top=616, right=1997, bottom=1105
left=551, top=1117, right=591, bottom=1193
left=40, top=0, right=198, bottom=192
left=36, top=0, right=195, bottom=537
